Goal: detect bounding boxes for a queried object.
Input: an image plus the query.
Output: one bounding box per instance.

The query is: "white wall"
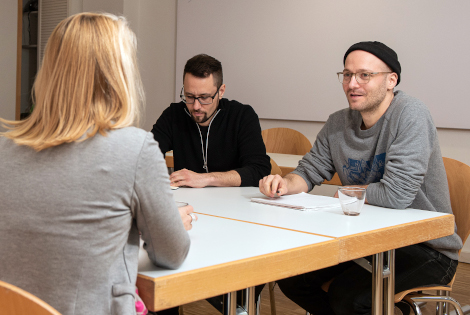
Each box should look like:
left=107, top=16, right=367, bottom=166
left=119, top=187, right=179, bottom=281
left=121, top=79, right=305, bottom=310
left=0, top=0, right=18, bottom=125
left=82, top=0, right=123, bottom=15
left=175, top=0, right=470, bottom=129
left=132, top=0, right=177, bottom=132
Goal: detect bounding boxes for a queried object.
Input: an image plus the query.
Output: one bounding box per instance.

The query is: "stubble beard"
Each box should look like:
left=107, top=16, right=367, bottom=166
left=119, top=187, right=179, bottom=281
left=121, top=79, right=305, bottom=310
left=348, top=80, right=388, bottom=114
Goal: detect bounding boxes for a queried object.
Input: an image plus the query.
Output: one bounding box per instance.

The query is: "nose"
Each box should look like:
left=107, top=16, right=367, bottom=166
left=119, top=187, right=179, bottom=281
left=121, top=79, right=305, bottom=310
left=348, top=74, right=361, bottom=89
left=193, top=98, right=202, bottom=110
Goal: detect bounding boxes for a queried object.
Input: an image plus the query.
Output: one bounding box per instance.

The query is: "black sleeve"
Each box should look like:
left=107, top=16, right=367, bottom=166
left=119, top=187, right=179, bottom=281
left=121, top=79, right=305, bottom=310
left=234, top=106, right=271, bottom=186
left=150, top=106, right=173, bottom=156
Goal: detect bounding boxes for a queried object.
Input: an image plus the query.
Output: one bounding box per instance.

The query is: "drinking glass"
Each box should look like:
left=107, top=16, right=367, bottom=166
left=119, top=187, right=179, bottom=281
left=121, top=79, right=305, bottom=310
left=338, top=187, right=366, bottom=216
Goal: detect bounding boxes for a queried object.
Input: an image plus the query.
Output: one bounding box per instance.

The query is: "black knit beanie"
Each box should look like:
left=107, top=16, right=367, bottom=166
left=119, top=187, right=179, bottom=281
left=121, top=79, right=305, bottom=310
left=343, top=41, right=401, bottom=85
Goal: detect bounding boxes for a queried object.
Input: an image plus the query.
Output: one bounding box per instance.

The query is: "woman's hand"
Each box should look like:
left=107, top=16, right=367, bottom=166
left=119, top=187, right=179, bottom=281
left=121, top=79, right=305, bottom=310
left=178, top=205, right=197, bottom=230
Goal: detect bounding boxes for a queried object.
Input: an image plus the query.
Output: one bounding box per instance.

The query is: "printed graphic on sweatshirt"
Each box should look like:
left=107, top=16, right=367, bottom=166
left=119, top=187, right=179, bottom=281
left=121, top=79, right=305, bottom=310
left=342, top=153, right=386, bottom=184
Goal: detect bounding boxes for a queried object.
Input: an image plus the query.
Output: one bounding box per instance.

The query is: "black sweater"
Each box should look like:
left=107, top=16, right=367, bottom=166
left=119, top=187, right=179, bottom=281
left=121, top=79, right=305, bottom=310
left=151, top=99, right=271, bottom=187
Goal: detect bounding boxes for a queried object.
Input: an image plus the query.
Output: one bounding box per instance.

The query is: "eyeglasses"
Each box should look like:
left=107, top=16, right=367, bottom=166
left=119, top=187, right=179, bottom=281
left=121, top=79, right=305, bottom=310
left=337, top=71, right=392, bottom=84
left=180, top=86, right=221, bottom=105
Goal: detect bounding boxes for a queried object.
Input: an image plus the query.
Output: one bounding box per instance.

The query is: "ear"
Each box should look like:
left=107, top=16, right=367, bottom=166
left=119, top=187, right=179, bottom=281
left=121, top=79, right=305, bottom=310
left=218, top=84, right=226, bottom=99
left=387, top=73, right=398, bottom=90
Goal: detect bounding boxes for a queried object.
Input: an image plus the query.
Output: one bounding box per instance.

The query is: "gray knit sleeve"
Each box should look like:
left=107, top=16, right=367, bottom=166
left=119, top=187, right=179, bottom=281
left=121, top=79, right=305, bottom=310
left=132, top=132, right=190, bottom=269
left=292, top=119, right=337, bottom=191
left=366, top=101, right=436, bottom=209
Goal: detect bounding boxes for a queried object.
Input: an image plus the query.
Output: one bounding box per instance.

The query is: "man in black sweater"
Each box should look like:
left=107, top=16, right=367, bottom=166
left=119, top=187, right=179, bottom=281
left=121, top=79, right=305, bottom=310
left=151, top=54, right=271, bottom=188
left=151, top=55, right=270, bottom=314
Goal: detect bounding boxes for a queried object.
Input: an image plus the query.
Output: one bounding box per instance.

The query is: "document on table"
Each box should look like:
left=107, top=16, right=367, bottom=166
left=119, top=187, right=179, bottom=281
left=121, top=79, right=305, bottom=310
left=251, top=192, right=341, bottom=211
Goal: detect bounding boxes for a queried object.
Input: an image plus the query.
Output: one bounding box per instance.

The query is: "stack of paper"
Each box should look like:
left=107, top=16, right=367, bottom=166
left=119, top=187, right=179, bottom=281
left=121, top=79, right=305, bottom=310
left=251, top=192, right=341, bottom=211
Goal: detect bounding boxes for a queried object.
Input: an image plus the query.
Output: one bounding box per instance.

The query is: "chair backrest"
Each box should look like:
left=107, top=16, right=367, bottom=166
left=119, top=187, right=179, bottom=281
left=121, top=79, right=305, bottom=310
left=0, top=280, right=61, bottom=315
left=270, top=158, right=282, bottom=175
left=443, top=157, right=470, bottom=250
left=262, top=128, right=312, bottom=155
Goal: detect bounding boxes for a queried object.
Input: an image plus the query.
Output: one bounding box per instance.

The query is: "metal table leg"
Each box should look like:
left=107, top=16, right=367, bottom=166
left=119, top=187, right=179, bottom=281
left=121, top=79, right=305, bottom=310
left=223, top=287, right=257, bottom=315
left=371, top=250, right=396, bottom=315
left=243, top=286, right=256, bottom=314
left=372, top=252, right=384, bottom=315
left=384, top=250, right=395, bottom=315
left=223, top=291, right=237, bottom=315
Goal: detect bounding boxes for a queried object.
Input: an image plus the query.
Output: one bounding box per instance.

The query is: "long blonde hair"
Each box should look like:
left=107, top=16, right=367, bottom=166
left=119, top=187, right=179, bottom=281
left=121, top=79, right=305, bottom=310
left=0, top=13, right=144, bottom=151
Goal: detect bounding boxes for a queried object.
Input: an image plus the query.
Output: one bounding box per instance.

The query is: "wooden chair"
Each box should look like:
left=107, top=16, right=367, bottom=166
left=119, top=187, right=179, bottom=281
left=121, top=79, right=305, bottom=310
left=270, top=158, right=282, bottom=176
left=0, top=280, right=61, bottom=315
left=394, top=157, right=470, bottom=315
left=262, top=128, right=312, bottom=155
left=262, top=127, right=341, bottom=186
left=165, top=154, right=174, bottom=168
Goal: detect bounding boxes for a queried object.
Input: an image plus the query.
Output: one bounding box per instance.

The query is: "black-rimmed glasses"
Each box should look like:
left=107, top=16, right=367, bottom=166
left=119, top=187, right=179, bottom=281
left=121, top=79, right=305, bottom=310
left=180, top=86, right=221, bottom=105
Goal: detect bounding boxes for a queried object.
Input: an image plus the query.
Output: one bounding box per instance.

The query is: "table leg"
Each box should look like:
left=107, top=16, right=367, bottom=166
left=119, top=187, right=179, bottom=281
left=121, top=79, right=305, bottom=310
left=372, top=252, right=384, bottom=315
left=244, top=286, right=255, bottom=314
left=223, top=292, right=237, bottom=315
left=371, top=250, right=396, bottom=315
left=383, top=250, right=395, bottom=315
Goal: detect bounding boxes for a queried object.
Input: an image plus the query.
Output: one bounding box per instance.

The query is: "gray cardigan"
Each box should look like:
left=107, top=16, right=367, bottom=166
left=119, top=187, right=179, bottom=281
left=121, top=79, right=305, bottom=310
left=0, top=127, right=190, bottom=315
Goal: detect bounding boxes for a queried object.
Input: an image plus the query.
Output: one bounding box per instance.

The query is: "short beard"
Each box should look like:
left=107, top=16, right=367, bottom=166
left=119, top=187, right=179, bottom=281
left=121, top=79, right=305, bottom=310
left=351, top=78, right=388, bottom=114
left=191, top=111, right=209, bottom=124
left=358, top=97, right=383, bottom=114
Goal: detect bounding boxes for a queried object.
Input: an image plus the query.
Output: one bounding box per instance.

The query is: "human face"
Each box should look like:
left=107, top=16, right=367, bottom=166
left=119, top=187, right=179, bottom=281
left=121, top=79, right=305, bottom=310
left=342, top=50, right=394, bottom=114
left=183, top=73, right=225, bottom=126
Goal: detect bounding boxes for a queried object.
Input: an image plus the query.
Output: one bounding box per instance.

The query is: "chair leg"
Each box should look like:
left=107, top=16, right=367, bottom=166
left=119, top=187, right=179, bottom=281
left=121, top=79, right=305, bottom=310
left=411, top=296, right=464, bottom=315
left=436, top=290, right=445, bottom=315
left=268, top=282, right=276, bottom=315
left=435, top=290, right=451, bottom=315
left=443, top=291, right=450, bottom=315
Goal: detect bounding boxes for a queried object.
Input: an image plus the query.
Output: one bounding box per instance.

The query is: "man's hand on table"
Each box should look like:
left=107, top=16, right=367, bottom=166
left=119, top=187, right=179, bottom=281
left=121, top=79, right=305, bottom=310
left=170, top=169, right=209, bottom=188
left=259, top=174, right=289, bottom=198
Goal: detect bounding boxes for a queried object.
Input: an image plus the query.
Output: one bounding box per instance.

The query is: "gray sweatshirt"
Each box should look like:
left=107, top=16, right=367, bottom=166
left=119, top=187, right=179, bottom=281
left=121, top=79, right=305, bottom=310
left=293, top=90, right=462, bottom=260
left=0, top=127, right=190, bottom=315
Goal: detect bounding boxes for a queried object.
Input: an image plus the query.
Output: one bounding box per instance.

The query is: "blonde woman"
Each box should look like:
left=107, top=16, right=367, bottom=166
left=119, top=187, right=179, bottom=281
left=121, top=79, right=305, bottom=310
left=0, top=13, right=192, bottom=314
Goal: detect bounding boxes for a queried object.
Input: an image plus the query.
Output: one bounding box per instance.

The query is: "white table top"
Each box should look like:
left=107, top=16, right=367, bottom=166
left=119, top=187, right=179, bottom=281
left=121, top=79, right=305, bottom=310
left=173, top=187, right=455, bottom=262
left=137, top=214, right=338, bottom=311
left=138, top=214, right=333, bottom=278
left=173, top=187, right=447, bottom=238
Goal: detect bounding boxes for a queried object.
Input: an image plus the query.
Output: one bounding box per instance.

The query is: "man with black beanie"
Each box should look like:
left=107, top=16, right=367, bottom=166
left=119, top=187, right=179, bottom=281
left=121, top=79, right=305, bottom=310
left=259, top=41, right=462, bottom=315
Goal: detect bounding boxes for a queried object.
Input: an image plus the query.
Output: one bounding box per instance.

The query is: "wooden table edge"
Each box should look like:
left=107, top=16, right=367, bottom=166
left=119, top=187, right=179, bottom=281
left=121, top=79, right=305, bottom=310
left=137, top=239, right=339, bottom=312
left=337, top=214, right=455, bottom=262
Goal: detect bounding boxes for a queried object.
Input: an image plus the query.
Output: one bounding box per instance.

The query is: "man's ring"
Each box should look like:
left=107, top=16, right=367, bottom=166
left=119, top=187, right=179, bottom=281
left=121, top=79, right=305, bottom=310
left=189, top=213, right=197, bottom=223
